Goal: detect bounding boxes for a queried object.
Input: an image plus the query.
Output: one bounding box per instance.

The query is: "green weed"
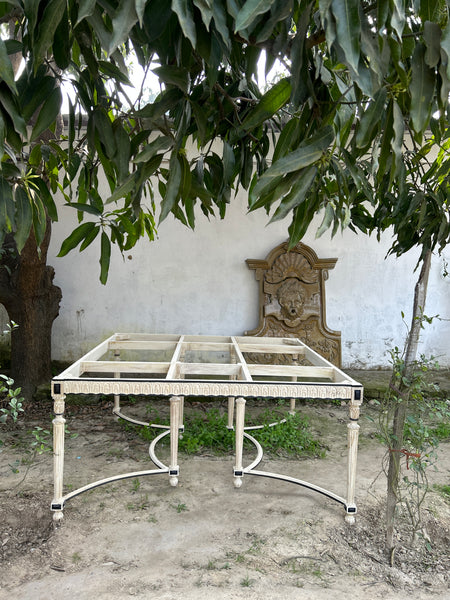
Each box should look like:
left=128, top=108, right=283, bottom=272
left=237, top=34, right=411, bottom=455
left=433, top=483, right=450, bottom=503
left=240, top=574, right=254, bottom=587
left=132, top=406, right=324, bottom=458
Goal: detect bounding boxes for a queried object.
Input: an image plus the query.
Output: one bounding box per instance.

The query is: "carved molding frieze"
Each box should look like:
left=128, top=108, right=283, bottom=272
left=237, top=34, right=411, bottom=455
left=54, top=379, right=354, bottom=400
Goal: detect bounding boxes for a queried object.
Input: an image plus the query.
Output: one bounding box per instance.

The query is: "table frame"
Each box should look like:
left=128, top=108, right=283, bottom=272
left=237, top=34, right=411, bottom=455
left=51, top=334, right=363, bottom=524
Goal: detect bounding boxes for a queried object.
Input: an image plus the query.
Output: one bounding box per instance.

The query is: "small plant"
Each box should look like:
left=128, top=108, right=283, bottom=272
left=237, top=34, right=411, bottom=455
left=433, top=484, right=450, bottom=503
left=131, top=478, right=141, bottom=492
left=127, top=493, right=150, bottom=511
left=377, top=341, right=450, bottom=558
left=174, top=502, right=188, bottom=513
left=30, top=426, right=52, bottom=454
left=71, top=552, right=82, bottom=563
left=240, top=574, right=253, bottom=587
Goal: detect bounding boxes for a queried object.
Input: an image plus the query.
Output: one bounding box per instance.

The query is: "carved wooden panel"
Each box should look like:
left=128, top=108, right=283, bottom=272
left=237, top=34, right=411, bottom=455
left=245, top=241, right=342, bottom=367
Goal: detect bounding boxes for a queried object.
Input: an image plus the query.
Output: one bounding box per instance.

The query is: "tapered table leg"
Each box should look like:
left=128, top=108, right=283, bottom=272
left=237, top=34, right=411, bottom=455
left=51, top=393, right=66, bottom=524
left=345, top=391, right=363, bottom=524
left=234, top=397, right=246, bottom=488
left=169, top=397, right=181, bottom=486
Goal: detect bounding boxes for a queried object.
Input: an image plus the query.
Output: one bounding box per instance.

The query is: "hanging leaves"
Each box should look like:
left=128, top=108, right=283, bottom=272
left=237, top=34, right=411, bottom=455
left=0, top=0, right=448, bottom=284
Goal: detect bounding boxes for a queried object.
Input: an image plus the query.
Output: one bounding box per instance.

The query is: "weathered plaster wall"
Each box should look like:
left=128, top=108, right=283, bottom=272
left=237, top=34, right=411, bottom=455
left=45, top=187, right=450, bottom=368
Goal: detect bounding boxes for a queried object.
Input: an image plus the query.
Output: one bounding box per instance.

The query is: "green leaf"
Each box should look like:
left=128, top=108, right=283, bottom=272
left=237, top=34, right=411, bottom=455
left=14, top=187, right=33, bottom=253
left=76, top=0, right=97, bottom=24
left=419, top=0, right=441, bottom=22
left=98, top=61, right=133, bottom=86
left=179, top=153, right=192, bottom=204
left=256, top=0, right=293, bottom=43
left=65, top=203, right=102, bottom=216
left=0, top=87, right=27, bottom=138
left=391, top=100, right=404, bottom=179
left=191, top=102, right=208, bottom=146
left=53, top=6, right=70, bottom=69
left=193, top=0, right=213, bottom=29
left=235, top=0, right=275, bottom=32
left=288, top=201, right=310, bottom=246
left=159, top=152, right=182, bottom=223
left=316, top=202, right=336, bottom=238
left=93, top=110, right=116, bottom=158
left=423, top=21, right=441, bottom=68
left=135, top=0, right=146, bottom=25
left=410, top=43, right=435, bottom=134
left=134, top=136, right=173, bottom=163
left=269, top=166, right=317, bottom=223
left=211, top=0, right=231, bottom=48
left=19, top=73, right=58, bottom=122
left=152, top=65, right=190, bottom=93
left=30, top=87, right=62, bottom=142
left=251, top=126, right=334, bottom=199
left=113, top=122, right=131, bottom=182
left=172, top=0, right=197, bottom=47
left=0, top=176, right=14, bottom=233
left=31, top=177, right=58, bottom=222
left=390, top=0, right=406, bottom=40
left=330, top=0, right=361, bottom=73
left=31, top=192, right=47, bottom=247
left=134, top=88, right=184, bottom=119
left=99, top=231, right=111, bottom=284
left=0, top=38, right=17, bottom=93
left=222, top=141, right=235, bottom=185
left=355, top=88, right=387, bottom=149
left=58, top=222, right=97, bottom=256
left=79, top=224, right=100, bottom=251
left=240, top=78, right=291, bottom=131
left=108, top=0, right=138, bottom=55
left=0, top=111, right=4, bottom=162
left=33, top=0, right=66, bottom=69
left=441, top=21, right=450, bottom=81
left=106, top=173, right=137, bottom=203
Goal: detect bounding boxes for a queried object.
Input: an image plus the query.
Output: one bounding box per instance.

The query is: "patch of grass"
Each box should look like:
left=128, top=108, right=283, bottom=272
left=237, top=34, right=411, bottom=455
left=431, top=421, right=450, bottom=441
left=433, top=483, right=450, bottom=502
left=126, top=493, right=150, bottom=511
left=130, top=478, right=141, bottom=492
left=240, top=574, right=254, bottom=587
left=71, top=552, right=82, bottom=563
left=133, top=407, right=324, bottom=458
left=172, top=502, right=188, bottom=513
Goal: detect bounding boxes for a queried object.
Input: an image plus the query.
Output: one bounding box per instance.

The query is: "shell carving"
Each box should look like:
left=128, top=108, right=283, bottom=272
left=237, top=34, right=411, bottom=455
left=266, top=252, right=318, bottom=284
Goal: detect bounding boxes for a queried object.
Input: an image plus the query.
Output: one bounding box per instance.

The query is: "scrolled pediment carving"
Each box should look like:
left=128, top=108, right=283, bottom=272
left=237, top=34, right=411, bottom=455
left=245, top=241, right=342, bottom=367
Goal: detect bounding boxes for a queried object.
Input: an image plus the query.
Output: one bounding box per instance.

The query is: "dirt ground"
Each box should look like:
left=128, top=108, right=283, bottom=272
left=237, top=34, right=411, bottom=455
left=1, top=393, right=449, bottom=600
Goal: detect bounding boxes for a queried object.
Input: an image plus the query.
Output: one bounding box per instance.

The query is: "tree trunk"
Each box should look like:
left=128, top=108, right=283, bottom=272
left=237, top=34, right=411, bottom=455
left=385, top=250, right=432, bottom=558
left=0, top=219, right=62, bottom=401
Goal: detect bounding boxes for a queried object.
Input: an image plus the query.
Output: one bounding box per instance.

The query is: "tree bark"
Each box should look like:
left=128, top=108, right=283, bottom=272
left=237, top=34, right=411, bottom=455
left=385, top=250, right=432, bottom=558
left=0, top=218, right=62, bottom=401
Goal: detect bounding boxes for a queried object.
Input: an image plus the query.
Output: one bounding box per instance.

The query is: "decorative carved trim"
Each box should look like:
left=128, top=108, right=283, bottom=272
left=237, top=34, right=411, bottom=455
left=55, top=378, right=357, bottom=400
left=246, top=241, right=342, bottom=366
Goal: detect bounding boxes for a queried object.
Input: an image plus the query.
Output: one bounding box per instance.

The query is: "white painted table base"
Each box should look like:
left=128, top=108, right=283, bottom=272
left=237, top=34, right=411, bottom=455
left=51, top=334, right=363, bottom=525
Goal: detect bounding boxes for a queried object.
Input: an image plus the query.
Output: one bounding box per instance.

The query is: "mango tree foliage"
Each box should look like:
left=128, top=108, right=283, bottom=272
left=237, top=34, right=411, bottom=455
left=0, top=0, right=449, bottom=282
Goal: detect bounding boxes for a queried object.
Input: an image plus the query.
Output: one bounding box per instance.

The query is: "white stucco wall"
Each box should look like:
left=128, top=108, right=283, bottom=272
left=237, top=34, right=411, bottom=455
left=45, top=185, right=450, bottom=368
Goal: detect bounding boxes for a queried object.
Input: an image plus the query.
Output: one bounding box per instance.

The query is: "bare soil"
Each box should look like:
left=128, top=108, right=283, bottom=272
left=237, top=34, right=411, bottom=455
left=1, top=395, right=449, bottom=600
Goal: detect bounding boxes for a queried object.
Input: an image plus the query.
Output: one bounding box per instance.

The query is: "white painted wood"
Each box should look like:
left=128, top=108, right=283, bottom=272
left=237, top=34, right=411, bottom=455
left=169, top=397, right=181, bottom=486
left=247, top=364, right=335, bottom=379
left=51, top=333, right=364, bottom=525
left=166, top=336, right=186, bottom=380
left=52, top=396, right=66, bottom=524
left=234, top=397, right=246, bottom=488
left=81, top=360, right=171, bottom=374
